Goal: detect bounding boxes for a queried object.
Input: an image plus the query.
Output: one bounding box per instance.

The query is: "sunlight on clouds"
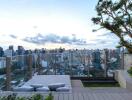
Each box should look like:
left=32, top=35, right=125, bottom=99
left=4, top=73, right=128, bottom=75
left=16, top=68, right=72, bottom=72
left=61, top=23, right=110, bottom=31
left=0, top=15, right=96, bottom=40
left=0, top=0, right=117, bottom=49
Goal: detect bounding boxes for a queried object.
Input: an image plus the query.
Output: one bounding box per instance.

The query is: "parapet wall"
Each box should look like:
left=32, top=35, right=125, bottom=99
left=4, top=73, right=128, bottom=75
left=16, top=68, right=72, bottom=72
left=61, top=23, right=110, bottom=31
left=115, top=70, right=132, bottom=91
left=114, top=70, right=126, bottom=88
left=124, top=54, right=132, bottom=70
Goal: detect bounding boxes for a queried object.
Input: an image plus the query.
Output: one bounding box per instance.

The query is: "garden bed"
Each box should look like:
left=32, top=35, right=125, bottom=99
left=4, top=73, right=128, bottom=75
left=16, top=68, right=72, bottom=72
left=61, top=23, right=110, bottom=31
left=83, top=82, right=120, bottom=87
left=127, top=67, right=132, bottom=77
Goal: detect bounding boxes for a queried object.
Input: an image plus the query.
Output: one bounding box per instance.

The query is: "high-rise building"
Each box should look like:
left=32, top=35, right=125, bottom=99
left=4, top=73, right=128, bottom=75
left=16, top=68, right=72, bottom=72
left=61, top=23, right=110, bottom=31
left=17, top=46, right=25, bottom=55
left=92, top=50, right=101, bottom=69
left=0, top=60, right=6, bottom=68
left=4, top=49, right=13, bottom=57
left=9, top=45, right=15, bottom=56
left=9, top=45, right=13, bottom=50
left=0, top=47, right=4, bottom=57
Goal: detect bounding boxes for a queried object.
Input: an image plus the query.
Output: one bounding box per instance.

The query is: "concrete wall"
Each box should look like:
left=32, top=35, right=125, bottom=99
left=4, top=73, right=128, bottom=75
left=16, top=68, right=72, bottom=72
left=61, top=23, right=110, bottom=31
left=114, top=70, right=126, bottom=88
left=124, top=54, right=132, bottom=70
left=115, top=70, right=132, bottom=91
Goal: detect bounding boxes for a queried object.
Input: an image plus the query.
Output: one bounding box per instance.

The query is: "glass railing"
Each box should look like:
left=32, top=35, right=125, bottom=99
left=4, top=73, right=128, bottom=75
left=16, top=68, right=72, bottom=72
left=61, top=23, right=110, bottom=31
left=0, top=57, right=6, bottom=90
left=0, top=50, right=123, bottom=91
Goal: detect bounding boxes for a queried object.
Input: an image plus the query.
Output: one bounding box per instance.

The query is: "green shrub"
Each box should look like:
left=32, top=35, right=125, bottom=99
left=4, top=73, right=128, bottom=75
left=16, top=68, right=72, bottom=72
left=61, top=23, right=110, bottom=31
left=45, top=93, right=53, bottom=100
left=128, top=67, right=132, bottom=76
left=30, top=94, right=43, bottom=100
left=0, top=93, right=25, bottom=100
left=0, top=93, right=53, bottom=100
left=16, top=97, right=27, bottom=100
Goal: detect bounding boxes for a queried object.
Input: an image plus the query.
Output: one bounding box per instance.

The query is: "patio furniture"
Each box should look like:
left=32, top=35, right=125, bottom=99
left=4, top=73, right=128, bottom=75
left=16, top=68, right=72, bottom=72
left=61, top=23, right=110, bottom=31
left=36, top=87, right=49, bottom=92
left=48, top=83, right=65, bottom=91
left=21, top=75, right=72, bottom=92
left=30, top=84, right=43, bottom=91
left=56, top=86, right=70, bottom=92
left=13, top=86, right=33, bottom=92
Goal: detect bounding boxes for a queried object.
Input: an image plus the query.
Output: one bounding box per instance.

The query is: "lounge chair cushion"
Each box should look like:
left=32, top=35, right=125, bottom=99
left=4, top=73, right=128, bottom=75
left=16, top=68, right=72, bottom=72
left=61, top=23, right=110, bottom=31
left=48, top=83, right=65, bottom=90
left=13, top=86, right=33, bottom=92
left=56, top=87, right=70, bottom=92
left=30, top=84, right=43, bottom=88
left=36, top=87, right=49, bottom=92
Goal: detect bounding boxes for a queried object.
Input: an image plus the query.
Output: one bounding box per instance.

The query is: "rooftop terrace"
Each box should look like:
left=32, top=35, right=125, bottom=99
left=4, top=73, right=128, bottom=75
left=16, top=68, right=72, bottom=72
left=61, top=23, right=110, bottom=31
left=0, top=53, right=131, bottom=100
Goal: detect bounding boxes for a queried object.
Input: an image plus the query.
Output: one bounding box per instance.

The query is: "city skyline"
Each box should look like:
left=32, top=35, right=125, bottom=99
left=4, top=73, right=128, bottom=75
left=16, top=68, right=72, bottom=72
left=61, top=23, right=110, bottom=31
left=0, top=0, right=119, bottom=50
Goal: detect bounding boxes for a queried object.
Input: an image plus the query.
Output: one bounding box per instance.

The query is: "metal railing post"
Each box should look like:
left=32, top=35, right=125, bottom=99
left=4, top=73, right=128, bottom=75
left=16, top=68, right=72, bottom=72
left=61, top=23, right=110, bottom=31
left=27, top=54, right=32, bottom=80
left=5, top=57, right=11, bottom=91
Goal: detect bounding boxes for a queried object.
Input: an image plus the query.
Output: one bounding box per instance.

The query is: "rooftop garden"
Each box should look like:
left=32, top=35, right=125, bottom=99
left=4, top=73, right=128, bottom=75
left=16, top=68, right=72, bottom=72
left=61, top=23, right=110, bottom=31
left=83, top=82, right=120, bottom=87
left=0, top=93, right=53, bottom=100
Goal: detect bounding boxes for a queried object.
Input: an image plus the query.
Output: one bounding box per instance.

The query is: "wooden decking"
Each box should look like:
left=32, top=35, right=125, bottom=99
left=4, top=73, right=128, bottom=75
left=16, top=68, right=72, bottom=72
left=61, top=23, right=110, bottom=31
left=53, top=92, right=132, bottom=100
left=71, top=80, right=83, bottom=87
left=71, top=87, right=132, bottom=100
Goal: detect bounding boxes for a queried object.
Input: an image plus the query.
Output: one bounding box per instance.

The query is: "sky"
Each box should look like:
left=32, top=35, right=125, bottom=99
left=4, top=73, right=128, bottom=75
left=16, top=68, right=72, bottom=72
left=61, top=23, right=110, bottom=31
left=0, top=0, right=119, bottom=50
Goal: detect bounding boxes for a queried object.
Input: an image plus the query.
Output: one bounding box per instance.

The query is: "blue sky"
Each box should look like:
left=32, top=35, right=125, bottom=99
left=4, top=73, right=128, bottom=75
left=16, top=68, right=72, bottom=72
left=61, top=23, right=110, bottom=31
left=0, top=0, right=119, bottom=50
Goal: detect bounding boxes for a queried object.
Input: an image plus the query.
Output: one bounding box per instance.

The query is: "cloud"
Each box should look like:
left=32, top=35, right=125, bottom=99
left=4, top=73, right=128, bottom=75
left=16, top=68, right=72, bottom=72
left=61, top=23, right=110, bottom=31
left=98, top=40, right=107, bottom=44
left=97, top=32, right=113, bottom=37
left=90, top=35, right=120, bottom=46
left=22, top=33, right=88, bottom=46
left=9, top=34, right=17, bottom=39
